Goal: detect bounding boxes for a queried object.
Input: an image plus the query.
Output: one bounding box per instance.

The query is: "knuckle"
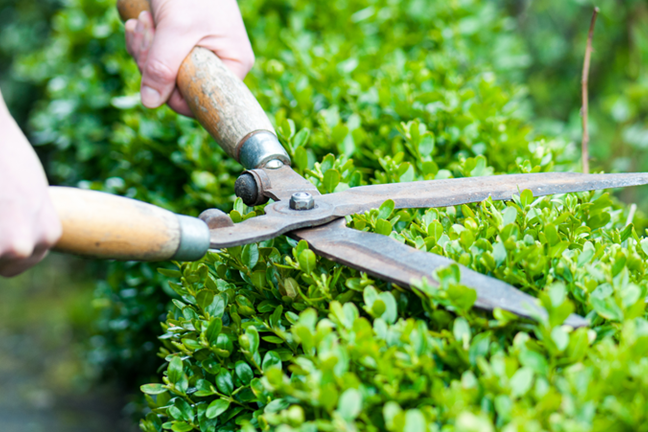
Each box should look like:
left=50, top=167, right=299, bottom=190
left=144, top=59, right=176, bottom=84
left=1, top=241, right=33, bottom=261
left=42, top=226, right=62, bottom=248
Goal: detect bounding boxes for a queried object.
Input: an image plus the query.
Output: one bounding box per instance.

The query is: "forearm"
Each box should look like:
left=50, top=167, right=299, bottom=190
left=0, top=92, right=49, bottom=187
left=0, top=90, right=61, bottom=277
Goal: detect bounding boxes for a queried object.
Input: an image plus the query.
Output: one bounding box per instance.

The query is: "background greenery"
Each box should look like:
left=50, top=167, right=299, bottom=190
left=1, top=0, right=648, bottom=430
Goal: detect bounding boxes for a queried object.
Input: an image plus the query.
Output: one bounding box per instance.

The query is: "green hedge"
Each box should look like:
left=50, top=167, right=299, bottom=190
left=7, top=0, right=648, bottom=430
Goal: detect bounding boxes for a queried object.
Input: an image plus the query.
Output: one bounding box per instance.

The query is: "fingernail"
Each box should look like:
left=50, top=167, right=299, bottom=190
left=141, top=85, right=161, bottom=107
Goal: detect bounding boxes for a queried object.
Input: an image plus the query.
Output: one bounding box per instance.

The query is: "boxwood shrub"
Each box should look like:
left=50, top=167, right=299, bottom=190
left=10, top=0, right=648, bottom=430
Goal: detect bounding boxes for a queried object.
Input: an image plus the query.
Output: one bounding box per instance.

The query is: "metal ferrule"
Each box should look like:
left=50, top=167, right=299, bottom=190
left=173, top=215, right=210, bottom=261
left=238, top=131, right=291, bottom=169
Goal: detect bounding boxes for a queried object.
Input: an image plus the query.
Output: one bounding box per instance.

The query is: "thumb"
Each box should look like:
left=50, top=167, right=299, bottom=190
left=139, top=14, right=198, bottom=109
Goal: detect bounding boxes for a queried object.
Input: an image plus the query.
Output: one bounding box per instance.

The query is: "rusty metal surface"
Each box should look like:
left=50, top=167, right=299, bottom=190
left=324, top=172, right=648, bottom=214
left=248, top=165, right=320, bottom=203
left=209, top=171, right=648, bottom=248
left=292, top=219, right=588, bottom=328
left=203, top=170, right=648, bottom=326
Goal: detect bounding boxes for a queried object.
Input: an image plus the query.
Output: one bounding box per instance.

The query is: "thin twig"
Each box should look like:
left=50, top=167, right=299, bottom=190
left=581, top=7, right=599, bottom=174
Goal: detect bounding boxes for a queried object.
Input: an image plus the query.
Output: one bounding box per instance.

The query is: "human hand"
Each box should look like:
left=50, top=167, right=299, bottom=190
left=0, top=92, right=62, bottom=277
left=124, top=0, right=255, bottom=117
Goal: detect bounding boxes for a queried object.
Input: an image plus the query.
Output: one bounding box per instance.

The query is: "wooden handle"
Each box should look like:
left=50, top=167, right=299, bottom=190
left=117, top=0, right=151, bottom=21
left=50, top=187, right=209, bottom=262
left=117, top=0, right=281, bottom=167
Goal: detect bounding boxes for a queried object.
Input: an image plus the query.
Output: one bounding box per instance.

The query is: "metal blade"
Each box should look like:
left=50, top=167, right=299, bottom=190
left=209, top=172, right=648, bottom=248
left=321, top=172, right=648, bottom=215
left=292, top=219, right=588, bottom=328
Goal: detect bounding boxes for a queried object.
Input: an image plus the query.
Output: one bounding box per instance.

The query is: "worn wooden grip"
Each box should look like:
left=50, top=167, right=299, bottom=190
left=116, top=0, right=276, bottom=163
left=117, top=0, right=151, bottom=21
left=50, top=187, right=182, bottom=261
left=178, top=48, right=276, bottom=161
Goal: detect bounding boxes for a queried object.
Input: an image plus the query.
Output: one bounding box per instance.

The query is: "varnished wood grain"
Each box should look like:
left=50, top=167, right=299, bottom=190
left=50, top=187, right=181, bottom=261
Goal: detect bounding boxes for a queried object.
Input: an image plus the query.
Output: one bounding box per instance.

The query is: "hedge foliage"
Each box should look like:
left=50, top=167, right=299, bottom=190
left=5, top=0, right=648, bottom=430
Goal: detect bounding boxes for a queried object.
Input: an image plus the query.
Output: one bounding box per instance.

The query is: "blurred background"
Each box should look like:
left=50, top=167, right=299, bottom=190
left=0, top=0, right=646, bottom=430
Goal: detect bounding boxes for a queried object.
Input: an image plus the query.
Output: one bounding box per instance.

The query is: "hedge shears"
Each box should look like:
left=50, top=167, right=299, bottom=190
left=49, top=0, right=648, bottom=327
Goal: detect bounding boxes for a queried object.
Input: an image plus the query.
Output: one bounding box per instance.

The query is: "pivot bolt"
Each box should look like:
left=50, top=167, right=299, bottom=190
left=264, top=159, right=284, bottom=169
left=289, top=192, right=315, bottom=210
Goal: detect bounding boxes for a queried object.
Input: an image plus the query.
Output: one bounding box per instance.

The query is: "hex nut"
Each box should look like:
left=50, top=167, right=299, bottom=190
left=289, top=192, right=315, bottom=210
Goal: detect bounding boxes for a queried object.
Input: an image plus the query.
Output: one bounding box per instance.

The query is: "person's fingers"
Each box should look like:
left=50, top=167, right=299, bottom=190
left=219, top=57, right=255, bottom=81
left=193, top=31, right=255, bottom=80
left=40, top=197, right=62, bottom=247
left=0, top=222, right=59, bottom=278
left=166, top=89, right=193, bottom=117
left=137, top=12, right=155, bottom=70
left=0, top=248, right=49, bottom=278
left=140, top=13, right=198, bottom=109
left=126, top=19, right=145, bottom=69
left=124, top=19, right=138, bottom=58
left=0, top=192, right=61, bottom=278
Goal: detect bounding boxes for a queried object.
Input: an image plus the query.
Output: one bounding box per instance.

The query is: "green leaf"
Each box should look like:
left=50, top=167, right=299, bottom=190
left=453, top=317, right=471, bottom=344
left=587, top=213, right=611, bottom=230
left=173, top=399, right=194, bottom=422
left=578, top=242, right=595, bottom=266
left=376, top=219, right=393, bottom=235
left=378, top=199, right=395, bottom=219
left=337, top=388, right=362, bottom=421
left=510, top=367, right=533, bottom=397
left=262, top=350, right=282, bottom=372
left=428, top=220, right=444, bottom=240
left=591, top=296, right=624, bottom=322
left=518, top=350, right=549, bottom=376
left=235, top=361, right=254, bottom=385
left=447, top=284, right=477, bottom=312
left=167, top=357, right=183, bottom=384
left=493, top=242, right=507, bottom=266
left=205, top=318, right=222, bottom=344
left=205, top=294, right=226, bottom=318
left=242, top=244, right=259, bottom=269
left=246, top=326, right=260, bottom=353
left=551, top=327, right=569, bottom=352
left=502, top=206, right=518, bottom=225
left=194, top=379, right=215, bottom=397
left=293, top=128, right=311, bottom=149
left=323, top=169, right=341, bottom=193
left=403, top=409, right=426, bottom=432
left=379, top=292, right=398, bottom=324
left=171, top=421, right=193, bottom=432
left=206, top=399, right=230, bottom=419
left=520, top=189, right=534, bottom=207
left=158, top=268, right=181, bottom=278
left=196, top=290, right=214, bottom=312
left=641, top=238, right=648, bottom=256
left=140, top=384, right=167, bottom=395
left=294, top=146, right=309, bottom=171
left=298, top=249, right=317, bottom=273
left=215, top=333, right=233, bottom=357
left=455, top=412, right=494, bottom=432
left=216, top=370, right=234, bottom=395
left=383, top=401, right=403, bottom=430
